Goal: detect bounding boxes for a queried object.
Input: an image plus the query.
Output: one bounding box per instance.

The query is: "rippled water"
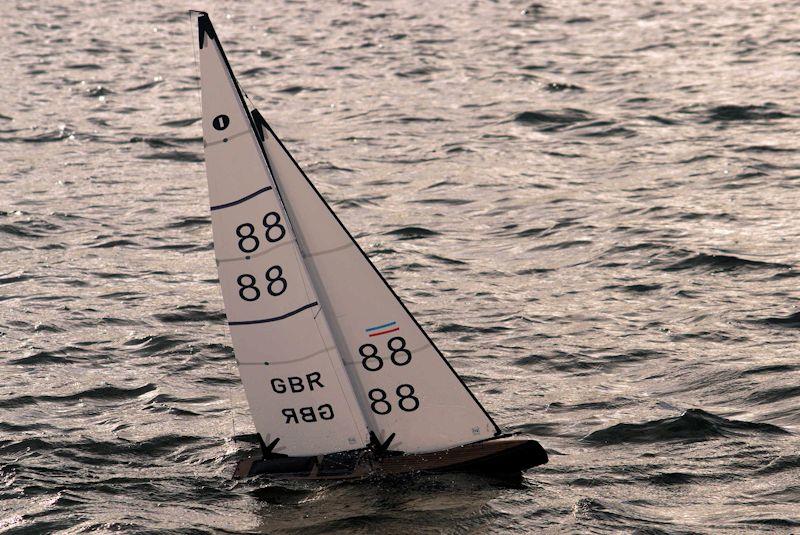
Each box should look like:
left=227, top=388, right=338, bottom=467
left=2, top=1, right=800, bottom=533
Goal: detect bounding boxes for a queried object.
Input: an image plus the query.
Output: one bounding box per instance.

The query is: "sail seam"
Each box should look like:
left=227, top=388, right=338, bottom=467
left=236, top=345, right=337, bottom=366
left=210, top=185, right=273, bottom=211
left=228, top=302, right=318, bottom=325
left=216, top=238, right=295, bottom=264
left=204, top=129, right=250, bottom=147
left=302, top=242, right=353, bottom=258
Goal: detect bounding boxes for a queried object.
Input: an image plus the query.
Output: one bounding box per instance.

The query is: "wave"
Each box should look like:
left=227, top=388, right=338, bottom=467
left=514, top=349, right=662, bottom=372
left=125, top=79, right=163, bottom=92
left=425, top=254, right=467, bottom=265
left=705, top=104, right=793, bottom=122
left=662, top=253, right=788, bottom=272
left=618, top=283, right=662, bottom=293
left=0, top=273, right=33, bottom=285
left=0, top=221, right=59, bottom=238
left=436, top=323, right=510, bottom=334
left=513, top=108, right=592, bottom=128
left=0, top=384, right=156, bottom=409
left=8, top=349, right=82, bottom=365
left=746, top=385, right=800, bottom=405
left=2, top=434, right=205, bottom=458
left=383, top=226, right=440, bottom=240
left=123, top=334, right=190, bottom=355
left=88, top=238, right=139, bottom=248
left=410, top=198, right=472, bottom=205
left=543, top=82, right=584, bottom=92
left=137, top=151, right=203, bottom=162
left=165, top=216, right=209, bottom=229
left=128, top=135, right=202, bottom=147
left=86, top=85, right=113, bottom=97
left=154, top=305, right=226, bottom=324
left=756, top=454, right=800, bottom=475
left=159, top=117, right=201, bottom=128
left=581, top=409, right=788, bottom=445
left=756, top=312, right=800, bottom=328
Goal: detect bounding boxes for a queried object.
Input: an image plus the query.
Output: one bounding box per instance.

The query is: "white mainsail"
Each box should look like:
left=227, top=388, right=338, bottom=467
left=252, top=111, right=501, bottom=454
left=194, top=13, right=369, bottom=457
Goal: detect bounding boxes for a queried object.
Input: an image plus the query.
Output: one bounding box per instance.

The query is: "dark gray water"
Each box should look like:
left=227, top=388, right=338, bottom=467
left=2, top=1, right=799, bottom=533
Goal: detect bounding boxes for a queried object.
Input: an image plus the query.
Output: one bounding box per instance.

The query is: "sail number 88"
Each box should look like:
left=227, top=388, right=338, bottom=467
left=359, top=337, right=411, bottom=371
left=237, top=266, right=286, bottom=301
left=368, top=384, right=419, bottom=415
left=236, top=212, right=286, bottom=253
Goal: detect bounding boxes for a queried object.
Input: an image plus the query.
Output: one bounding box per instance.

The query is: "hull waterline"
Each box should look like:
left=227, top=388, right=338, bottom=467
left=234, top=436, right=548, bottom=481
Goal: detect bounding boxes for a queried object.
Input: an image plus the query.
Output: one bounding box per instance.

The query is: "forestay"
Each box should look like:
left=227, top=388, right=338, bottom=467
left=252, top=112, right=502, bottom=454
left=194, top=13, right=368, bottom=457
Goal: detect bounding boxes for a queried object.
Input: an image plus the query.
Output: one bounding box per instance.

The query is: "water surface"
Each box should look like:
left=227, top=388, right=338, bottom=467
left=1, top=1, right=799, bottom=533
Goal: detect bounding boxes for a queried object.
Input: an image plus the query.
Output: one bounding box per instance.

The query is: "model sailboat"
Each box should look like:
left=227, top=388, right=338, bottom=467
left=191, top=12, right=547, bottom=479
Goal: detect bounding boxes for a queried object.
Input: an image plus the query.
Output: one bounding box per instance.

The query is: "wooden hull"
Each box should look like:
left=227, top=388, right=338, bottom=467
left=234, top=436, right=548, bottom=480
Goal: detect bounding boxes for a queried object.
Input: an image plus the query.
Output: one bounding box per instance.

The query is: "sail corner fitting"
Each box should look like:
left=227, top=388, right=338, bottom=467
left=197, top=12, right=216, bottom=50
left=257, top=433, right=286, bottom=460
left=250, top=108, right=268, bottom=141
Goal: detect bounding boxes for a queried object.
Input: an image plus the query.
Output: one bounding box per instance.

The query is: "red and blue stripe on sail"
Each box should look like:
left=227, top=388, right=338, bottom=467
left=365, top=321, right=399, bottom=337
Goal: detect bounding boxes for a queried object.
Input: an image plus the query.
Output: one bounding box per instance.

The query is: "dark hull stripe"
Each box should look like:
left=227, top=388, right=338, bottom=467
left=228, top=302, right=318, bottom=325
left=210, top=186, right=272, bottom=211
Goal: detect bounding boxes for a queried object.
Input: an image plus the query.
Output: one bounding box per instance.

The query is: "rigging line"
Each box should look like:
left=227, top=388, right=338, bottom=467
left=243, top=90, right=256, bottom=110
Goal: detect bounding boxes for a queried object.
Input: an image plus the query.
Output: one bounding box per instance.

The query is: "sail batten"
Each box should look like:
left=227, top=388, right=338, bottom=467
left=210, top=185, right=273, bottom=211
left=227, top=302, right=319, bottom=325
